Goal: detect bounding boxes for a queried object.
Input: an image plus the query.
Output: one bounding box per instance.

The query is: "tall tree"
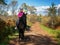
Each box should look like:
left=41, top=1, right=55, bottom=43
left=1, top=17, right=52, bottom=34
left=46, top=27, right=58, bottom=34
left=10, top=0, right=18, bottom=15
left=0, top=0, right=7, bottom=15
left=21, top=3, right=36, bottom=14
left=0, top=0, right=7, bottom=5
left=48, top=3, right=56, bottom=17
left=21, top=3, right=28, bottom=13
left=58, top=8, right=60, bottom=16
left=48, top=3, right=57, bottom=28
left=0, top=4, right=6, bottom=15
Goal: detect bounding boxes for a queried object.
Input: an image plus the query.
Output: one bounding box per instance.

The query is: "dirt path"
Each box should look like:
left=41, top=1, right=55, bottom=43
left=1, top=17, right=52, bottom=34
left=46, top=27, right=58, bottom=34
left=9, top=22, right=58, bottom=45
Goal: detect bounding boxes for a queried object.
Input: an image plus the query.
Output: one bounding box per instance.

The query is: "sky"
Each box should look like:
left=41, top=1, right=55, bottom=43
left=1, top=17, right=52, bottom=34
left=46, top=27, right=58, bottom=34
left=5, top=0, right=60, bottom=15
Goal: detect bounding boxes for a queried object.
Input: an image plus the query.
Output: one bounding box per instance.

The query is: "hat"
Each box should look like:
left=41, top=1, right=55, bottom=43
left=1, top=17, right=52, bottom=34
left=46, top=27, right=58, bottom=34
left=20, top=8, right=23, bottom=10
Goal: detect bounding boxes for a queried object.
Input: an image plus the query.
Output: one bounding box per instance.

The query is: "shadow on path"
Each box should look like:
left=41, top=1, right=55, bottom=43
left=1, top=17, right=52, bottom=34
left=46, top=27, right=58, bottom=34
left=9, top=35, right=58, bottom=45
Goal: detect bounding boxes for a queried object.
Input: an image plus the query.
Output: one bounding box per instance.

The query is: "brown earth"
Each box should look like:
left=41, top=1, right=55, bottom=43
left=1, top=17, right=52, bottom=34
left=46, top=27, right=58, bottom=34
left=8, top=22, right=58, bottom=45
left=56, top=26, right=60, bottom=30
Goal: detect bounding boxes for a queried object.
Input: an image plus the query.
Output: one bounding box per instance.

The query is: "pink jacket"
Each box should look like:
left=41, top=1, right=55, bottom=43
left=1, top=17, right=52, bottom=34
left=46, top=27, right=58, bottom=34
left=18, top=11, right=24, bottom=18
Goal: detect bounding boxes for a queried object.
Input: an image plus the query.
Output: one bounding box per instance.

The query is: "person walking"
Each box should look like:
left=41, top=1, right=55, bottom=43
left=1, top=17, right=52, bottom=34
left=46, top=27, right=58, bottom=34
left=16, top=8, right=27, bottom=40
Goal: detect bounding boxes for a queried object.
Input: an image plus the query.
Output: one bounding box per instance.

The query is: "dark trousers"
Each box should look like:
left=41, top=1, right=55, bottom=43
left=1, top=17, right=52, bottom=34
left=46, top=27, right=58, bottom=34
left=18, top=28, right=24, bottom=39
left=17, top=18, right=26, bottom=40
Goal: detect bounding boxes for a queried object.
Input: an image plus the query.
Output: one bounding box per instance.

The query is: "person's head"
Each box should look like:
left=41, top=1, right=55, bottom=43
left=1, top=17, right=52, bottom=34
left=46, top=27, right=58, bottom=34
left=20, top=8, right=23, bottom=12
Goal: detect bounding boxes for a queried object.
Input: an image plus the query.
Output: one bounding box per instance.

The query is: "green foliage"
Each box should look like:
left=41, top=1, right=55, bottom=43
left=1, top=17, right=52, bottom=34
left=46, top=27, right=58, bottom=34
left=47, top=3, right=59, bottom=28
left=21, top=3, right=36, bottom=14
left=30, top=15, right=37, bottom=23
left=0, top=18, right=16, bottom=43
left=37, top=15, right=42, bottom=22
left=40, top=24, right=60, bottom=35
left=0, top=0, right=7, bottom=5
left=48, top=3, right=56, bottom=17
left=40, top=24, right=60, bottom=44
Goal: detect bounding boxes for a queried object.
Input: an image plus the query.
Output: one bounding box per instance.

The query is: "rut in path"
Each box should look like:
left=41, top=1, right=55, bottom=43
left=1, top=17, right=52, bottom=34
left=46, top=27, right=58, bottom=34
left=9, top=22, right=58, bottom=45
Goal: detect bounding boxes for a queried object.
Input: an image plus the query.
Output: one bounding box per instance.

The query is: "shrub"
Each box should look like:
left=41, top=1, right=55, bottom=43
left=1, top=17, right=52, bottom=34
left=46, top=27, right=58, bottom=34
left=41, top=16, right=60, bottom=29
left=0, top=18, right=16, bottom=43
left=0, top=18, right=7, bottom=42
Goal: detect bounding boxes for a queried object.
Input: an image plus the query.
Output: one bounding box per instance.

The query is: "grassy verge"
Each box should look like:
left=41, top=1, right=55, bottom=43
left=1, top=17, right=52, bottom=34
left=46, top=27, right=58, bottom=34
left=8, top=33, right=18, bottom=39
left=40, top=24, right=60, bottom=44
